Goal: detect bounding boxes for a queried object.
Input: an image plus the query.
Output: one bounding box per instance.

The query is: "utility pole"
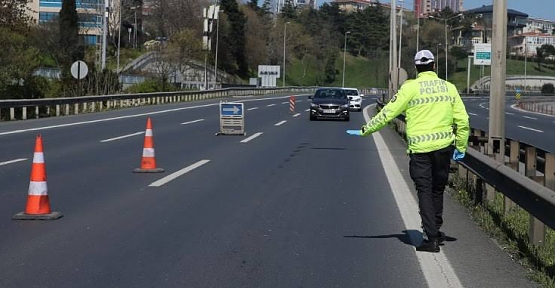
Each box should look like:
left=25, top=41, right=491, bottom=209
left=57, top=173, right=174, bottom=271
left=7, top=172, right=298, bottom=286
left=101, top=0, right=108, bottom=70
left=388, top=0, right=398, bottom=100
left=116, top=0, right=122, bottom=74
left=342, top=31, right=350, bottom=87
left=488, top=0, right=507, bottom=160
left=283, top=21, right=290, bottom=87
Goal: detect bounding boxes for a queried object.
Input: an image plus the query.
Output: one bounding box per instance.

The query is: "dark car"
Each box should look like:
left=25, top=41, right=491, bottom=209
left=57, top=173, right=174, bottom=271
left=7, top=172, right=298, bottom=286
left=309, top=88, right=350, bottom=121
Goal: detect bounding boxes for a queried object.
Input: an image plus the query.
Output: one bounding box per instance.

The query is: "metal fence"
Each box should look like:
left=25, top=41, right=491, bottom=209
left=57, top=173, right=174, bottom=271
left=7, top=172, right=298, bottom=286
left=0, top=87, right=316, bottom=121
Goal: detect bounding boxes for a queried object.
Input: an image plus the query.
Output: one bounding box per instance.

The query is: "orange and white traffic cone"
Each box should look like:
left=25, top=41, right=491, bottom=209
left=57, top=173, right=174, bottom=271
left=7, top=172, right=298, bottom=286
left=133, top=117, right=164, bottom=173
left=13, top=135, right=63, bottom=220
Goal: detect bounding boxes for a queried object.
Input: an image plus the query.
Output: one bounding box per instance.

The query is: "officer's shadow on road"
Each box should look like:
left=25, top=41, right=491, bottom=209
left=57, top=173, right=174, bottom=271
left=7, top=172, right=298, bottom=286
left=344, top=230, right=457, bottom=247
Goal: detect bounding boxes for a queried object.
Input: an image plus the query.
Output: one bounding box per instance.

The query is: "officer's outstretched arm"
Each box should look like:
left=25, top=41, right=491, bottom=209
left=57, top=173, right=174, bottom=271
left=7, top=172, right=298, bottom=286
left=452, top=93, right=470, bottom=152
left=362, top=86, right=411, bottom=136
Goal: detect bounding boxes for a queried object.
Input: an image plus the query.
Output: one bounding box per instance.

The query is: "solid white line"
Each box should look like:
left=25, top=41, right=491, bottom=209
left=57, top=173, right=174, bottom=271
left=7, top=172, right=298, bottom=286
left=100, top=131, right=144, bottom=143
left=518, top=125, right=543, bottom=133
left=240, top=132, right=263, bottom=143
left=274, top=120, right=287, bottom=126
left=149, top=160, right=210, bottom=187
left=247, top=107, right=258, bottom=111
left=293, top=113, right=301, bottom=117
left=0, top=158, right=27, bottom=166
left=181, top=119, right=204, bottom=125
left=523, top=116, right=537, bottom=120
left=468, top=112, right=478, bottom=116
left=267, top=104, right=276, bottom=107
left=363, top=105, right=463, bottom=288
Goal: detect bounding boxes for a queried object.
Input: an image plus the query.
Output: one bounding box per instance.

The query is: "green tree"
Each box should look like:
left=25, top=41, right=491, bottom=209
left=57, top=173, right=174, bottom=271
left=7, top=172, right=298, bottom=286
left=0, top=0, right=33, bottom=32
left=220, top=0, right=248, bottom=76
left=58, top=0, right=84, bottom=79
left=324, top=50, right=337, bottom=84
left=247, top=0, right=258, bottom=11
left=280, top=0, right=296, bottom=20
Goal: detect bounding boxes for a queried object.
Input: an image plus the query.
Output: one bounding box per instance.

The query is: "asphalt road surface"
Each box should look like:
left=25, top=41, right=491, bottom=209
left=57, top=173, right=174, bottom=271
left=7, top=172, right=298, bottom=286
left=0, top=94, right=538, bottom=287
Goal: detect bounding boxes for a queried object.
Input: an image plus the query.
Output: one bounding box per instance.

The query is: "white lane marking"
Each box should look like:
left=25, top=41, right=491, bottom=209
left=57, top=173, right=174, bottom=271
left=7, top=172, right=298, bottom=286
left=468, top=112, right=478, bottom=116
left=293, top=113, right=301, bottom=117
left=282, top=101, right=289, bottom=104
left=297, top=100, right=303, bottom=102
left=267, top=104, right=276, bottom=107
left=518, top=125, right=543, bottom=133
left=305, top=109, right=310, bottom=112
left=100, top=131, right=144, bottom=143
left=274, top=120, right=287, bottom=126
left=523, top=116, right=537, bottom=120
left=0, top=158, right=27, bottom=166
left=240, top=132, right=263, bottom=143
left=247, top=107, right=258, bottom=111
left=149, top=160, right=210, bottom=187
left=363, top=105, right=463, bottom=288
left=506, top=112, right=515, bottom=115
left=181, top=119, right=204, bottom=125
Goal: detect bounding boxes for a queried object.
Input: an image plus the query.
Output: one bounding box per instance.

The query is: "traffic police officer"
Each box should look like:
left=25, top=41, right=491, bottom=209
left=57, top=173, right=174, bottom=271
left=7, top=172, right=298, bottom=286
left=360, top=50, right=469, bottom=252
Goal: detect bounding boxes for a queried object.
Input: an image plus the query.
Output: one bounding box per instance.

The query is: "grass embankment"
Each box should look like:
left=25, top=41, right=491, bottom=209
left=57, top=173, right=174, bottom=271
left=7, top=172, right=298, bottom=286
left=450, top=176, right=555, bottom=287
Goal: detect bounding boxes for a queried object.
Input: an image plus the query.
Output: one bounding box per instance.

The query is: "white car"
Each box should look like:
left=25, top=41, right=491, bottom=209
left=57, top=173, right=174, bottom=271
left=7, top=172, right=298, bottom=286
left=344, top=88, right=363, bottom=112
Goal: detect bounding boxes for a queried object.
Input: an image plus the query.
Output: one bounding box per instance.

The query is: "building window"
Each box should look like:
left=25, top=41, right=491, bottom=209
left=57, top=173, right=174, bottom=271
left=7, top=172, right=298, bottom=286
left=83, top=35, right=98, bottom=45
left=39, top=12, right=58, bottom=23
left=39, top=0, right=62, bottom=8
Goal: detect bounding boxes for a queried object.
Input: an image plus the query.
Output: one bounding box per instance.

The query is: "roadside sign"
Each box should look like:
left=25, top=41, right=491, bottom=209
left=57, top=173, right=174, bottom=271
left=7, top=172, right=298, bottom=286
left=217, top=102, right=245, bottom=135
left=70, top=60, right=88, bottom=80
left=473, top=44, right=491, bottom=66
left=516, top=93, right=521, bottom=100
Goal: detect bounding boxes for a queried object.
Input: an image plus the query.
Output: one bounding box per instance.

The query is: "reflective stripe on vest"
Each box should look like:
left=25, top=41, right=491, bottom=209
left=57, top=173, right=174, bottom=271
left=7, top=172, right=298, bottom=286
left=408, top=131, right=452, bottom=145
left=408, top=95, right=455, bottom=107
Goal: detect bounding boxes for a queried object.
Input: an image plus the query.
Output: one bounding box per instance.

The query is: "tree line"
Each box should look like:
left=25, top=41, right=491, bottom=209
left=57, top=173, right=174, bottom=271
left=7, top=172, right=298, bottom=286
left=5, top=0, right=552, bottom=99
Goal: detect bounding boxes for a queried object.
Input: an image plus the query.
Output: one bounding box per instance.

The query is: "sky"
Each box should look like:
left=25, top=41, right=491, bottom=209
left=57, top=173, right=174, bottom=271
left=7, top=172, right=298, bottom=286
left=319, top=0, right=555, bottom=21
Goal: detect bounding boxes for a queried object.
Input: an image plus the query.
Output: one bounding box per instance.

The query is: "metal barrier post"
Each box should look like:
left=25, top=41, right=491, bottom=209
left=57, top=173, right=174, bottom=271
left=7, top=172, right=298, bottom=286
left=10, top=108, right=14, bottom=120
left=22, top=107, right=27, bottom=120
left=524, top=146, right=546, bottom=245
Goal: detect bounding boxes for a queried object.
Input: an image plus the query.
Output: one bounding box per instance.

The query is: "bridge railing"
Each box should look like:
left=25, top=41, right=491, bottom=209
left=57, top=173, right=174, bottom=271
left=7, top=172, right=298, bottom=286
left=0, top=87, right=316, bottom=121
left=377, top=99, right=555, bottom=246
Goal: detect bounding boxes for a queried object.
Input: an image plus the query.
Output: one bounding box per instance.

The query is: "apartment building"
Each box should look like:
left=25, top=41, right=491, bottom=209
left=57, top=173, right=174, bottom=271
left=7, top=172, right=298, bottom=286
left=523, top=17, right=555, bottom=35
left=510, top=32, right=555, bottom=57
left=28, top=0, right=105, bottom=45
left=273, top=0, right=317, bottom=13
left=416, top=0, right=462, bottom=17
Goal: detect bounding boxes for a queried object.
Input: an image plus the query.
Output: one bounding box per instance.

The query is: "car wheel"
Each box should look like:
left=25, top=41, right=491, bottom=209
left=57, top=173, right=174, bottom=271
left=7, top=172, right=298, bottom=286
left=310, top=115, right=316, bottom=121
left=344, top=116, right=350, bottom=122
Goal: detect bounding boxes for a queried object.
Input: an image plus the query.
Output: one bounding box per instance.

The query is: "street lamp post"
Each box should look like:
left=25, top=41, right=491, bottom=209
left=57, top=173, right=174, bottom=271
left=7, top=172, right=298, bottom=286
left=398, top=0, right=403, bottom=70
left=214, top=9, right=224, bottom=89
left=116, top=0, right=122, bottom=73
left=283, top=21, right=290, bottom=87
left=436, top=43, right=442, bottom=74
left=429, top=13, right=463, bottom=80
left=342, top=31, right=351, bottom=87
left=130, top=6, right=139, bottom=49
left=524, top=38, right=528, bottom=96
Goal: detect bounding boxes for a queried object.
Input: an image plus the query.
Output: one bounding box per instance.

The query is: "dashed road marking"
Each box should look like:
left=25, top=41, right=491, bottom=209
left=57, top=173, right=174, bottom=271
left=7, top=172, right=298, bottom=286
left=149, top=160, right=210, bottom=187
left=267, top=104, right=276, bottom=107
left=247, top=107, right=259, bottom=111
left=240, top=132, right=263, bottom=143
left=181, top=119, right=204, bottom=125
left=518, top=125, right=543, bottom=133
left=0, top=158, right=27, bottom=166
left=274, top=120, right=287, bottom=126
left=523, top=116, right=537, bottom=120
left=101, top=131, right=144, bottom=143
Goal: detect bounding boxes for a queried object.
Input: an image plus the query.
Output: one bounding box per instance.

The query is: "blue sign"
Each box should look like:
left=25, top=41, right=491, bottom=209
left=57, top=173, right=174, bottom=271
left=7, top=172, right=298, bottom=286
left=516, top=88, right=521, bottom=93
left=220, top=103, right=243, bottom=117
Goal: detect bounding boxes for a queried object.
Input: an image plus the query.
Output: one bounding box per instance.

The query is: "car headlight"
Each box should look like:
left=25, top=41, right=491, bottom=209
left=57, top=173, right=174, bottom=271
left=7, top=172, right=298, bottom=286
left=341, top=104, right=349, bottom=108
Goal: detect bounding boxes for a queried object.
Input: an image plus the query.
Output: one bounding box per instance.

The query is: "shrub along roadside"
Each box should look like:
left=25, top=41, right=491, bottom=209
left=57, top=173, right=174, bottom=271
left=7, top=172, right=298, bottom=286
left=448, top=174, right=555, bottom=288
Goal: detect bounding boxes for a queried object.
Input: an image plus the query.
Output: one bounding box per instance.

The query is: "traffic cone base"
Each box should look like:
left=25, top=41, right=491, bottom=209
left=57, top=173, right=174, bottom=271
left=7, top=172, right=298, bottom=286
left=13, top=211, right=63, bottom=220
left=133, top=167, right=165, bottom=173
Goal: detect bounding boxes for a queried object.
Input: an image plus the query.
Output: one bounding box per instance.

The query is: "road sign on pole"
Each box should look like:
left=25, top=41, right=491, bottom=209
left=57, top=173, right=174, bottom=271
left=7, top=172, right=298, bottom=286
left=71, top=61, right=88, bottom=80
left=217, top=102, right=245, bottom=135
left=473, top=43, right=492, bottom=66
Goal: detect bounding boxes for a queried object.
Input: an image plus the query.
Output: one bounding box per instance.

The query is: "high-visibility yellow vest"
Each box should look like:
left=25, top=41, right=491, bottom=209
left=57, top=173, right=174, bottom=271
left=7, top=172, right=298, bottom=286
left=363, top=71, right=469, bottom=153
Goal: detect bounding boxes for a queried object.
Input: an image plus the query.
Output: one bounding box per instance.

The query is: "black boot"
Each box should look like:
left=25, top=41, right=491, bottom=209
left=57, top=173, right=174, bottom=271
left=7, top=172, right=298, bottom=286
left=438, top=231, right=446, bottom=244
left=416, top=239, right=440, bottom=253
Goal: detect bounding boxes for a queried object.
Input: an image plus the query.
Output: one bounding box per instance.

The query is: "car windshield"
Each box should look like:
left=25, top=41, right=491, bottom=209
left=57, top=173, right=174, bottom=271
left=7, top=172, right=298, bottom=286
left=344, top=89, right=359, bottom=96
left=314, top=89, right=347, bottom=99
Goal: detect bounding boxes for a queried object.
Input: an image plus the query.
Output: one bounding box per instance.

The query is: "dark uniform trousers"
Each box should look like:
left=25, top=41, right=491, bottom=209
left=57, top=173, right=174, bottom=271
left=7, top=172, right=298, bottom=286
left=409, top=145, right=453, bottom=240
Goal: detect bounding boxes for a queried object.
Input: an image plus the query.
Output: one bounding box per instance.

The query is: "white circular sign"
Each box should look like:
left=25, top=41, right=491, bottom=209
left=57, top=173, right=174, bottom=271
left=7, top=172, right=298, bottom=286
left=71, top=60, right=88, bottom=80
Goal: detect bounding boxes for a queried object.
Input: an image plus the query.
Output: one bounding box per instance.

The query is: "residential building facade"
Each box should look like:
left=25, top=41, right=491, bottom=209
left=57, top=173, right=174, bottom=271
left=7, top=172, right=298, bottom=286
left=273, top=0, right=317, bottom=13
left=523, top=17, right=555, bottom=35
left=510, top=32, right=555, bottom=57
left=416, top=0, right=462, bottom=17
left=28, top=0, right=105, bottom=45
